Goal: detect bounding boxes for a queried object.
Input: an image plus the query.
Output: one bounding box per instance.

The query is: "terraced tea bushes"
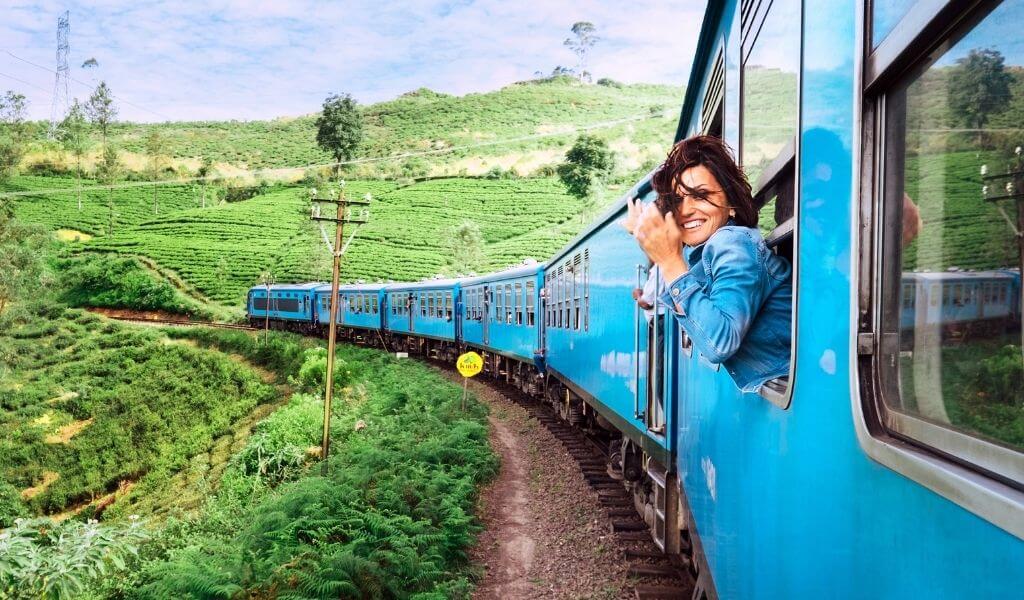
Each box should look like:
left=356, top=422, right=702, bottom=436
left=5, top=175, right=200, bottom=235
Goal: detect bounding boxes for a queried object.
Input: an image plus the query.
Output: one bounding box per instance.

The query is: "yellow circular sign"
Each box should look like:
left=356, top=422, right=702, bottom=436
left=456, top=351, right=483, bottom=378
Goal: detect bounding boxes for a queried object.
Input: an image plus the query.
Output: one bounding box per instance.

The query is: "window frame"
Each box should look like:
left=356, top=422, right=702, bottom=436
left=855, top=0, right=1024, bottom=539
left=738, top=0, right=802, bottom=409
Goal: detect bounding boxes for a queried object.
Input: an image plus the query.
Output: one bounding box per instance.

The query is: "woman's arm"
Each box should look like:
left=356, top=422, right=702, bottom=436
left=660, top=230, right=766, bottom=363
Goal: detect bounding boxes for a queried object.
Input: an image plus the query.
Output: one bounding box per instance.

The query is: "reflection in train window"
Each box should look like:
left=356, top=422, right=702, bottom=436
left=879, top=0, right=1024, bottom=477
left=872, top=0, right=916, bottom=48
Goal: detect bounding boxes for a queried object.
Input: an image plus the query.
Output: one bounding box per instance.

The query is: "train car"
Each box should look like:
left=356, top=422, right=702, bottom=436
left=314, top=283, right=387, bottom=343
left=900, top=271, right=1018, bottom=337
left=459, top=262, right=544, bottom=390
left=246, top=282, right=321, bottom=330
left=384, top=279, right=461, bottom=360
left=669, top=0, right=1024, bottom=598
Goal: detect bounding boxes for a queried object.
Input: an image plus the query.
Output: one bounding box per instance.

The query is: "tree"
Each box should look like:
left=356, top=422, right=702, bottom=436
left=197, top=156, right=214, bottom=208
left=0, top=91, right=30, bottom=181
left=557, top=134, right=615, bottom=200
left=86, top=83, right=119, bottom=235
left=0, top=203, right=47, bottom=318
left=315, top=93, right=363, bottom=173
left=446, top=221, right=483, bottom=273
left=85, top=82, right=116, bottom=145
left=57, top=100, right=92, bottom=211
left=564, top=22, right=599, bottom=83
left=145, top=131, right=167, bottom=213
left=948, top=48, right=1012, bottom=144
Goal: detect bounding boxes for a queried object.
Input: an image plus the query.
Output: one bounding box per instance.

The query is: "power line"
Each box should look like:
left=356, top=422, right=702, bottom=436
left=0, top=110, right=671, bottom=200
left=5, top=50, right=174, bottom=121
left=0, top=70, right=54, bottom=95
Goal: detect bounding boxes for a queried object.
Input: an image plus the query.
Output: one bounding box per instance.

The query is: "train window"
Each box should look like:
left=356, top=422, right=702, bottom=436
left=573, top=254, right=582, bottom=331
left=515, top=282, right=523, bottom=325
left=871, top=0, right=1024, bottom=483
left=556, top=266, right=563, bottom=328
left=495, top=287, right=503, bottom=323
left=563, top=260, right=572, bottom=328
left=446, top=292, right=452, bottom=319
left=584, top=249, right=590, bottom=331
left=505, top=284, right=513, bottom=324
left=526, top=281, right=536, bottom=327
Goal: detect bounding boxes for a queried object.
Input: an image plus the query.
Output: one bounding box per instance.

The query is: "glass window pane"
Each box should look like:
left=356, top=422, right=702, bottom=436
left=741, top=0, right=800, bottom=184
left=882, top=0, right=1024, bottom=455
left=872, top=0, right=916, bottom=49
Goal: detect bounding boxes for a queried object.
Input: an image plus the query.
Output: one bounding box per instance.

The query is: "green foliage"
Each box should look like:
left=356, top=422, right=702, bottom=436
left=0, top=206, right=50, bottom=317
left=948, top=49, right=1012, bottom=130
left=316, top=93, right=364, bottom=166
left=122, top=332, right=496, bottom=600
left=85, top=82, right=117, bottom=143
left=557, top=134, right=614, bottom=199
left=293, top=347, right=353, bottom=393
left=445, top=221, right=483, bottom=273
left=0, top=516, right=148, bottom=599
left=0, top=91, right=30, bottom=181
left=0, top=305, right=277, bottom=514
left=57, top=254, right=211, bottom=318
left=964, top=345, right=1024, bottom=409
left=0, top=480, right=27, bottom=528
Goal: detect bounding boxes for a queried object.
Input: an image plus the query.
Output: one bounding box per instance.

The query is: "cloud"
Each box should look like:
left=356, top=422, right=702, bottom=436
left=0, top=0, right=705, bottom=122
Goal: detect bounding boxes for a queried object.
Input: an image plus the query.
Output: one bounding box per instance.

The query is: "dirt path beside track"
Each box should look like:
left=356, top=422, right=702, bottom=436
left=455, top=375, right=634, bottom=600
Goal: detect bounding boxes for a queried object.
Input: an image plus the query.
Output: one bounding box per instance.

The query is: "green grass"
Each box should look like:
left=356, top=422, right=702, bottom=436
left=0, top=303, right=278, bottom=516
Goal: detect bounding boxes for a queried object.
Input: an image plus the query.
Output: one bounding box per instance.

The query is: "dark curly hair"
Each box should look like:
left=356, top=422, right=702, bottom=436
left=651, top=135, right=757, bottom=228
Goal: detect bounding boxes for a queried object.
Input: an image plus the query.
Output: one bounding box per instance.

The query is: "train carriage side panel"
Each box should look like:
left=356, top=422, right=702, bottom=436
left=385, top=280, right=460, bottom=341
left=460, top=264, right=544, bottom=363
left=248, top=283, right=320, bottom=324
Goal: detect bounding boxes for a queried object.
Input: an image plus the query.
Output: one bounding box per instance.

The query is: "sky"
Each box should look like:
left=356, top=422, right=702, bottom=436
left=0, top=0, right=706, bottom=123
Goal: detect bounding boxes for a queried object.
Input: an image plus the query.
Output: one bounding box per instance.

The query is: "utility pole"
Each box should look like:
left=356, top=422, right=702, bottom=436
left=260, top=271, right=275, bottom=344
left=310, top=182, right=370, bottom=475
left=981, top=145, right=1024, bottom=359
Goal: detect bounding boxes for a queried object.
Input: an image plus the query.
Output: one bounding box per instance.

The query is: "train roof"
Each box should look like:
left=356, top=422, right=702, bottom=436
left=459, top=262, right=544, bottom=287
left=248, top=282, right=324, bottom=293
left=903, top=270, right=1017, bottom=282
left=384, top=278, right=462, bottom=292
left=313, top=282, right=387, bottom=293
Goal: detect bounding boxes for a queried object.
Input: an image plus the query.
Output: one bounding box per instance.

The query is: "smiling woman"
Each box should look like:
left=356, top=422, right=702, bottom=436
left=629, top=135, right=792, bottom=393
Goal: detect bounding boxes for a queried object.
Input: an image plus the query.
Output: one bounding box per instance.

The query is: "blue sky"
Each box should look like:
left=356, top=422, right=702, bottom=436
left=0, top=0, right=706, bottom=122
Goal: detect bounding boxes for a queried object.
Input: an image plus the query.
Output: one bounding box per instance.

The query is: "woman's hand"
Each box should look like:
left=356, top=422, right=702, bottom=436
left=634, top=204, right=687, bottom=282
left=621, top=196, right=643, bottom=234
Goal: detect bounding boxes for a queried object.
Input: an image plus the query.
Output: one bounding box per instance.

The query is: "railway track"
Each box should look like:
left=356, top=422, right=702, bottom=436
left=103, top=314, right=694, bottom=598
left=488, top=379, right=695, bottom=600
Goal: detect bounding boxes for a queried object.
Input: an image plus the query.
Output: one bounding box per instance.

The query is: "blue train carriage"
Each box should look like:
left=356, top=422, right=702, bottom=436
left=459, top=261, right=544, bottom=391
left=313, top=283, right=387, bottom=346
left=246, top=282, right=321, bottom=332
left=384, top=278, right=461, bottom=360
left=540, top=172, right=688, bottom=550
left=669, top=1, right=1024, bottom=598
left=900, top=271, right=1020, bottom=341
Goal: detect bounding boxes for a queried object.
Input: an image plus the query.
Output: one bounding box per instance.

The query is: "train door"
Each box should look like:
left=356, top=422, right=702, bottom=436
left=644, top=266, right=667, bottom=433
left=407, top=293, right=415, bottom=331
left=482, top=285, right=490, bottom=345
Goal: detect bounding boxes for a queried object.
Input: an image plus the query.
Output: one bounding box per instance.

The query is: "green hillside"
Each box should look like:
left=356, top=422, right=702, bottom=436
left=33, top=78, right=681, bottom=177
left=82, top=178, right=589, bottom=303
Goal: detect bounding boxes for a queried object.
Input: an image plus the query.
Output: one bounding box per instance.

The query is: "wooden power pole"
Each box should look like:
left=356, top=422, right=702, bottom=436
left=310, top=183, right=370, bottom=475
left=981, top=145, right=1024, bottom=359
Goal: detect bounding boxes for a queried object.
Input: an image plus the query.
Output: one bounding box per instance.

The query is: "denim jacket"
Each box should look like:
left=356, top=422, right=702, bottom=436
left=658, top=225, right=792, bottom=392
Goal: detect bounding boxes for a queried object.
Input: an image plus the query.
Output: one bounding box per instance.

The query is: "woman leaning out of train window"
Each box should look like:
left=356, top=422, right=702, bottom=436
left=626, top=135, right=792, bottom=393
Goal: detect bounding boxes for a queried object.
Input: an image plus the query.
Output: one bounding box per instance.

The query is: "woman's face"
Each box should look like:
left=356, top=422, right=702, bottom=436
left=671, top=165, right=733, bottom=247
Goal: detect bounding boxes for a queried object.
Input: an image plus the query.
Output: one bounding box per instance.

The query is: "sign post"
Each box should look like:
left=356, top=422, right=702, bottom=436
left=456, top=351, right=483, bottom=410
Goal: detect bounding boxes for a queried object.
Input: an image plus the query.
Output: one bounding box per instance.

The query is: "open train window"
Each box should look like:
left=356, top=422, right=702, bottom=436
left=526, top=281, right=536, bottom=327
left=739, top=0, right=800, bottom=407
left=514, top=282, right=523, bottom=325
left=861, top=0, right=1024, bottom=522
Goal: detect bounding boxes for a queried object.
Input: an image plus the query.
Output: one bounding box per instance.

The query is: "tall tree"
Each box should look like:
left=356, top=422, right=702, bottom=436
left=0, top=91, right=30, bottom=181
left=948, top=48, right=1012, bottom=143
left=557, top=134, right=615, bottom=201
left=315, top=93, right=363, bottom=174
left=145, top=131, right=167, bottom=214
left=57, top=100, right=92, bottom=211
left=197, top=156, right=214, bottom=208
left=564, top=22, right=599, bottom=83
left=86, top=83, right=119, bottom=234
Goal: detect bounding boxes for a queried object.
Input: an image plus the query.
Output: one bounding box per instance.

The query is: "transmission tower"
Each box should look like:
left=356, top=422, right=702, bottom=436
left=47, top=11, right=71, bottom=139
